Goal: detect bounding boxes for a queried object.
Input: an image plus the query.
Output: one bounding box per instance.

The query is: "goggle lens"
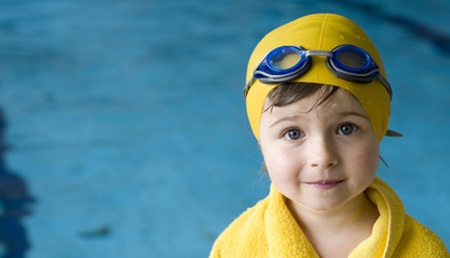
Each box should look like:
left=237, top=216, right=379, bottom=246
left=334, top=48, right=369, bottom=70
left=268, top=48, right=302, bottom=70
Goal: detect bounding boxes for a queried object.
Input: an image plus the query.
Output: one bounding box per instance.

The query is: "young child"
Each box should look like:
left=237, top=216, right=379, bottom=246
left=210, top=13, right=448, bottom=257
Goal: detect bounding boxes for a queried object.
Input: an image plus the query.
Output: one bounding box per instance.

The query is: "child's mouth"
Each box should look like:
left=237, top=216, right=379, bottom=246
left=306, top=179, right=344, bottom=189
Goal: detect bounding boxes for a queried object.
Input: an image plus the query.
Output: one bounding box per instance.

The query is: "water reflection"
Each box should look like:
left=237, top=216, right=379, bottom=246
left=0, top=109, right=35, bottom=258
left=328, top=0, right=450, bottom=54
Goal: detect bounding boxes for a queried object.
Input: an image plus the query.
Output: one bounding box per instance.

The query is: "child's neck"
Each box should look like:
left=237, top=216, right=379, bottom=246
left=287, top=192, right=379, bottom=258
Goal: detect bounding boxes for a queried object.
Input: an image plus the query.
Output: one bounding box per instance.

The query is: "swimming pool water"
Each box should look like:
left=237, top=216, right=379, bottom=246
left=1, top=0, right=449, bottom=257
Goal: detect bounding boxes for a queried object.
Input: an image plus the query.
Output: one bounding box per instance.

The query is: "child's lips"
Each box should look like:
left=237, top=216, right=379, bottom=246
left=306, top=179, right=344, bottom=188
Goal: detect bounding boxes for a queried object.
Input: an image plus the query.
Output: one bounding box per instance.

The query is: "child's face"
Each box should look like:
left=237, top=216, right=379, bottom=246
left=259, top=88, right=379, bottom=212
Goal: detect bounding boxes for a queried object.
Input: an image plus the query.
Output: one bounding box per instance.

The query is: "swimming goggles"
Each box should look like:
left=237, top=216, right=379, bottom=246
left=244, top=45, right=393, bottom=100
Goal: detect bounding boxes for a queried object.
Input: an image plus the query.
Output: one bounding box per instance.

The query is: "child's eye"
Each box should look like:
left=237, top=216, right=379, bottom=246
left=284, top=129, right=303, bottom=140
left=338, top=123, right=358, bottom=135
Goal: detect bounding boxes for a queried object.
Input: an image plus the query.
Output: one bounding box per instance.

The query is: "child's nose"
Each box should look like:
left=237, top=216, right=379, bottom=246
left=307, top=135, right=338, bottom=169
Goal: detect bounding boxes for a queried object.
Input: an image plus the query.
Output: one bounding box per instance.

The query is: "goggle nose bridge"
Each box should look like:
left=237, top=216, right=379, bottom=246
left=304, top=50, right=334, bottom=58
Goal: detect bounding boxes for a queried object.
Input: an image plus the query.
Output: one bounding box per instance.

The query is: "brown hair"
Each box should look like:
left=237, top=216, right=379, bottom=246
left=265, top=82, right=339, bottom=110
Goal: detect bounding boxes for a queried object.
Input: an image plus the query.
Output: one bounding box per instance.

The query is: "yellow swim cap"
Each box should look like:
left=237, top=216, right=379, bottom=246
left=245, top=13, right=391, bottom=141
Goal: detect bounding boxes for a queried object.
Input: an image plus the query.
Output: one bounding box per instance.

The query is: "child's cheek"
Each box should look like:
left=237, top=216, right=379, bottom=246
left=264, top=149, right=301, bottom=182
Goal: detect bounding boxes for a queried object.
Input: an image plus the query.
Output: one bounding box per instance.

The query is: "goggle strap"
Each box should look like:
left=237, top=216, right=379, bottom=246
left=379, top=76, right=393, bottom=100
left=244, top=78, right=255, bottom=97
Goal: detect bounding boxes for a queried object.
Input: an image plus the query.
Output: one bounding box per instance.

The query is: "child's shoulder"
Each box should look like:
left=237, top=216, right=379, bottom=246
left=396, top=215, right=449, bottom=256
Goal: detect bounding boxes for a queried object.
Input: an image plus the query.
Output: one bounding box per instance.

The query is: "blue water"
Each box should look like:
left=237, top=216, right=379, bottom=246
left=0, top=0, right=449, bottom=257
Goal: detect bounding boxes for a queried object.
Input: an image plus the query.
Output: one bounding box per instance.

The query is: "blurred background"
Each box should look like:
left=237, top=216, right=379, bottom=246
left=0, top=0, right=449, bottom=257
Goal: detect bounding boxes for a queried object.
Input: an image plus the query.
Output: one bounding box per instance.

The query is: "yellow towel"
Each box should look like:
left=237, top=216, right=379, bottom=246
left=210, top=177, right=449, bottom=257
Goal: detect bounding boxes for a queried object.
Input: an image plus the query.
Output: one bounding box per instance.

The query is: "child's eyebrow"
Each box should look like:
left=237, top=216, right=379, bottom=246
left=270, top=111, right=370, bottom=128
left=269, top=114, right=304, bottom=128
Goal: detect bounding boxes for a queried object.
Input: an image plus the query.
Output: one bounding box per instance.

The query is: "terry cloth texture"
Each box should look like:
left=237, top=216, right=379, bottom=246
left=210, top=177, right=449, bottom=257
